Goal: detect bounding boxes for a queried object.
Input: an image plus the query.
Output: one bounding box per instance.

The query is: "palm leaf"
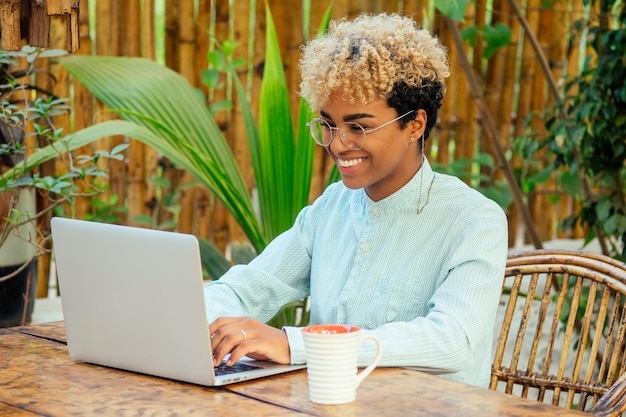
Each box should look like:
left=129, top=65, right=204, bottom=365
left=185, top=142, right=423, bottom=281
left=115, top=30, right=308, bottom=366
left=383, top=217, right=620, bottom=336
left=61, top=56, right=267, bottom=252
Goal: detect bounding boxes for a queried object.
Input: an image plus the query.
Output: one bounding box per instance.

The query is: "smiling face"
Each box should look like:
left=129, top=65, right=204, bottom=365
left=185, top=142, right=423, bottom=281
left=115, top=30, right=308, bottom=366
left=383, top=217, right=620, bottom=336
left=320, top=93, right=427, bottom=201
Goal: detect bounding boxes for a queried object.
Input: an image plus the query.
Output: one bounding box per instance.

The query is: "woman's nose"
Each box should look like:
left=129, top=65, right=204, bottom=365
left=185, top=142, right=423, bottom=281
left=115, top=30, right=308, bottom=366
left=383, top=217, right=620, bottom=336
left=330, top=129, right=351, bottom=152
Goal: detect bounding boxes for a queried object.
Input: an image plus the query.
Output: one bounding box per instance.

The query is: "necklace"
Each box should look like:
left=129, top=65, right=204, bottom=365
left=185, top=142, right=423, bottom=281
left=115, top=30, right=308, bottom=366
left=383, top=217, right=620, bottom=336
left=416, top=164, right=435, bottom=214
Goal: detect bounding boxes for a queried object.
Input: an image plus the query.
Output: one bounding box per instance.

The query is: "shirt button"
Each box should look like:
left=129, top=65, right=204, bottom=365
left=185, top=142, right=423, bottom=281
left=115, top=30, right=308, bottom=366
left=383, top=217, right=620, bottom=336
left=371, top=207, right=380, bottom=215
left=361, top=244, right=371, bottom=252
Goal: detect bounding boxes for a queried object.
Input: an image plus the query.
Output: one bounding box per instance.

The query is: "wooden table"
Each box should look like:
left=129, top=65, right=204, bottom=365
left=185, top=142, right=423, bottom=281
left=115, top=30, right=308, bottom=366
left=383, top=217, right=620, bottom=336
left=0, top=322, right=587, bottom=416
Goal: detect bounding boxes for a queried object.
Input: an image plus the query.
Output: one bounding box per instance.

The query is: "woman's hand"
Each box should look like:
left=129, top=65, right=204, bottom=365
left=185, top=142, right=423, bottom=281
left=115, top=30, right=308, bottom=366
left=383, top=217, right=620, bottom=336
left=209, top=316, right=291, bottom=366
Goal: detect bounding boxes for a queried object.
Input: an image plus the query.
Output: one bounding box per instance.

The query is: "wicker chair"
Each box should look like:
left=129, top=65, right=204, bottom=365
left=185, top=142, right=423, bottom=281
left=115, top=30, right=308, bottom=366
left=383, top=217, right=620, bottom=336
left=491, top=249, right=626, bottom=416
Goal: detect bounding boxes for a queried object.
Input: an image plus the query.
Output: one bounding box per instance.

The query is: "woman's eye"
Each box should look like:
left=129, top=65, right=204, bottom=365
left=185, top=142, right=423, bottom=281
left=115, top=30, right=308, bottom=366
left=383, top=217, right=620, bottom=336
left=348, top=123, right=365, bottom=132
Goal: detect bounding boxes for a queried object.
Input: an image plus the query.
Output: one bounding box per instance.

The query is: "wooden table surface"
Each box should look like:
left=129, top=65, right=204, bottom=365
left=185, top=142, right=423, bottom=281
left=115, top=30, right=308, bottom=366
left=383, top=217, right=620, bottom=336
left=0, top=321, right=587, bottom=416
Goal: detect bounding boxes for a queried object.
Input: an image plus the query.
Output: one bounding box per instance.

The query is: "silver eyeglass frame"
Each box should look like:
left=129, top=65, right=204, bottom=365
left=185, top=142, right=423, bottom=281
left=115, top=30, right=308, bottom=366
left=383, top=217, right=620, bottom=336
left=306, top=110, right=415, bottom=150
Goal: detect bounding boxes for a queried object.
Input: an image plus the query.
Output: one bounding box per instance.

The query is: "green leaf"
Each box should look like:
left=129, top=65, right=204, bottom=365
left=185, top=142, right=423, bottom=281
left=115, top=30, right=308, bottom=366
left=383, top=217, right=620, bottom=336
left=461, top=26, right=478, bottom=45
left=527, top=166, right=553, bottom=186
left=559, top=170, right=581, bottom=196
left=208, top=50, right=225, bottom=70
left=480, top=181, right=514, bottom=210
left=222, top=39, right=238, bottom=56
left=230, top=241, right=257, bottom=265
left=38, top=49, right=70, bottom=58
left=257, top=3, right=297, bottom=239
left=198, top=237, right=232, bottom=280
left=473, top=152, right=495, bottom=167
left=482, top=23, right=512, bottom=59
left=209, top=99, right=233, bottom=114
left=434, top=0, right=470, bottom=21
left=596, top=198, right=612, bottom=221
left=201, top=68, right=220, bottom=88
left=604, top=214, right=618, bottom=234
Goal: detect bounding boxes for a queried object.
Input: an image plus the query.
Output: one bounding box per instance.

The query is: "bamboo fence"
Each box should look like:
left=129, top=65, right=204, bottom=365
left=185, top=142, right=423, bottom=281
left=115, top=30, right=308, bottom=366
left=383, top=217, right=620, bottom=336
left=1, top=0, right=594, bottom=296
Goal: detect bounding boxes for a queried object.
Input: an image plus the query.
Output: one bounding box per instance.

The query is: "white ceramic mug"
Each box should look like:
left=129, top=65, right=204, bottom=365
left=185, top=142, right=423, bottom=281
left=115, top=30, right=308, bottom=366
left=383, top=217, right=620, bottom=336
left=302, top=324, right=383, bottom=404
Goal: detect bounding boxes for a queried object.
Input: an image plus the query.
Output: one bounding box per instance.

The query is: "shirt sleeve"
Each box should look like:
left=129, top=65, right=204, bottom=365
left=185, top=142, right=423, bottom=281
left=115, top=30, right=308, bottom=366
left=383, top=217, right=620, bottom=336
left=202, top=200, right=319, bottom=323
left=283, top=326, right=307, bottom=364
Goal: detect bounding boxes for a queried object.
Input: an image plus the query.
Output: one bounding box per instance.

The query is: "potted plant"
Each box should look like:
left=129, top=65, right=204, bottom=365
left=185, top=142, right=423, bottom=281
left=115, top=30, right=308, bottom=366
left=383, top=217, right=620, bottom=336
left=0, top=46, right=127, bottom=327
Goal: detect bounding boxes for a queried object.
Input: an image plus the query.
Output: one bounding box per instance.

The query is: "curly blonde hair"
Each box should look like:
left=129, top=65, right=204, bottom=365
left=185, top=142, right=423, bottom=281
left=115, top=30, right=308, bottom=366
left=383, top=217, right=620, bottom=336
left=299, top=13, right=450, bottom=114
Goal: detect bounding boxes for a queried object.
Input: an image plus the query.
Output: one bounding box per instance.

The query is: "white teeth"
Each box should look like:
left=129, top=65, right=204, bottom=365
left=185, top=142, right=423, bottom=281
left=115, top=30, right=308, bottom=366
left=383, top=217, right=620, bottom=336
left=338, top=158, right=364, bottom=167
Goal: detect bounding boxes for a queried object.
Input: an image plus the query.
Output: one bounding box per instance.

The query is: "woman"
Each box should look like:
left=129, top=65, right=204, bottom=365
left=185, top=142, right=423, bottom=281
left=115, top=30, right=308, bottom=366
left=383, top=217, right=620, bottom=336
left=204, top=12, right=508, bottom=388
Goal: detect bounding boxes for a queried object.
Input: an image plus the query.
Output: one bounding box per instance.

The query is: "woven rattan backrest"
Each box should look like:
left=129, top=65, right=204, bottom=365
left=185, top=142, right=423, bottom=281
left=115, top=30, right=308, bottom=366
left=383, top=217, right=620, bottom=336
left=491, top=249, right=626, bottom=412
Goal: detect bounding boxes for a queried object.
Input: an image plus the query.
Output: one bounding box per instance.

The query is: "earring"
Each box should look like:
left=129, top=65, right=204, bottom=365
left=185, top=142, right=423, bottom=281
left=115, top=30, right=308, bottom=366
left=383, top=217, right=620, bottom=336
left=410, top=137, right=416, bottom=142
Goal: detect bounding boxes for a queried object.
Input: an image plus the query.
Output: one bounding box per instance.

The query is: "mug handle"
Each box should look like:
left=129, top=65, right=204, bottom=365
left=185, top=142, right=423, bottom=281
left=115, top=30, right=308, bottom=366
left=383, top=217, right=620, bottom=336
left=355, top=334, right=383, bottom=388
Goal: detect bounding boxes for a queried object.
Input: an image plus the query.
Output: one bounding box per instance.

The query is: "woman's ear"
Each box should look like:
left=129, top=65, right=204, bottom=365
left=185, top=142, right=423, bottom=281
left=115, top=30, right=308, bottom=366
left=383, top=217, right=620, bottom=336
left=409, top=109, right=427, bottom=139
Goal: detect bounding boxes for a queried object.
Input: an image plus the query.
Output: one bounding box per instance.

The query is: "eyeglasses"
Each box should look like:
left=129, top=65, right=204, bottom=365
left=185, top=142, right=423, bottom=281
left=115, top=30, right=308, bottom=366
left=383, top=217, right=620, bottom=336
left=306, top=110, right=415, bottom=151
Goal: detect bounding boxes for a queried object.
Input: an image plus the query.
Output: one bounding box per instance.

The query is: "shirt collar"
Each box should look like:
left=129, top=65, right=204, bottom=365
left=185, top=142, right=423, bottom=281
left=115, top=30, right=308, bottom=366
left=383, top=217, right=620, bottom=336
left=362, top=157, right=436, bottom=215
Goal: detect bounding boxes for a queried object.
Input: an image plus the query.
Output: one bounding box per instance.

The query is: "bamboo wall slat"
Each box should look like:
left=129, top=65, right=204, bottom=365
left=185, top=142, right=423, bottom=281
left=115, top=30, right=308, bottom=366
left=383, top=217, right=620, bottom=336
left=68, top=0, right=95, bottom=243
left=31, top=0, right=51, bottom=48
left=125, top=0, right=145, bottom=228
left=453, top=5, right=477, bottom=165
left=0, top=0, right=79, bottom=51
left=4, top=0, right=600, bottom=293
left=0, top=0, right=21, bottom=51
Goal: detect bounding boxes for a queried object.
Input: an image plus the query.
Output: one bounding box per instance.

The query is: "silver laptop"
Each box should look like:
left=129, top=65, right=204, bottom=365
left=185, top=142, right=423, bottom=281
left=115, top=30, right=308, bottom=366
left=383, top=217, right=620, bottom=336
left=51, top=217, right=304, bottom=386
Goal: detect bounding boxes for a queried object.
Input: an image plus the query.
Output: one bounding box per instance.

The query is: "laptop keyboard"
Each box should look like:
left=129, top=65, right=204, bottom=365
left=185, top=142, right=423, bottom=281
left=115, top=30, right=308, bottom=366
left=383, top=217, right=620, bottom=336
left=215, top=361, right=263, bottom=376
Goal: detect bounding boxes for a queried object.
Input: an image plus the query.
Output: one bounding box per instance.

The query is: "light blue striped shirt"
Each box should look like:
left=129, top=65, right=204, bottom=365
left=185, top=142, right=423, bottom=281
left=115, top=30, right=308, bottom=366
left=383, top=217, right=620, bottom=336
left=203, top=158, right=508, bottom=387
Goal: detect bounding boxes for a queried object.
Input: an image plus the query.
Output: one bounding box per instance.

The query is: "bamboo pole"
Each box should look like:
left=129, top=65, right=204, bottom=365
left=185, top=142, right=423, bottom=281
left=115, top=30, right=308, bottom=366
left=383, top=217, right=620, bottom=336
left=209, top=0, right=234, bottom=251
left=548, top=0, right=570, bottom=240
left=505, top=0, right=560, bottom=109
left=404, top=0, right=426, bottom=25
left=561, top=0, right=585, bottom=239
left=33, top=32, right=53, bottom=298
left=176, top=0, right=199, bottom=235
left=164, top=0, right=180, bottom=71
left=139, top=0, right=159, bottom=229
left=473, top=0, right=486, bottom=68
left=308, top=0, right=335, bottom=199
left=445, top=17, right=543, bottom=249
left=106, top=0, right=127, bottom=225
left=125, top=0, right=148, bottom=228
left=195, top=0, right=210, bottom=100
left=284, top=1, right=304, bottom=126
left=93, top=0, right=113, bottom=203
left=452, top=4, right=477, bottom=166
left=434, top=10, right=452, bottom=164
left=228, top=0, right=257, bottom=243
left=72, top=0, right=94, bottom=222
left=159, top=0, right=181, bottom=231
left=192, top=0, right=212, bottom=241
left=34, top=15, right=72, bottom=297
left=526, top=2, right=556, bottom=242
left=46, top=0, right=73, bottom=15
left=498, top=1, right=521, bottom=246
left=30, top=0, right=50, bottom=48
left=0, top=0, right=21, bottom=50
left=482, top=0, right=509, bottom=175
left=66, top=4, right=79, bottom=52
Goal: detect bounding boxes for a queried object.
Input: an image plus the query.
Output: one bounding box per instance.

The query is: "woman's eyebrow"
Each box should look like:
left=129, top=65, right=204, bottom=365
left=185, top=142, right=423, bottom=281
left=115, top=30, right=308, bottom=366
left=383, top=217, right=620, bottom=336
left=319, top=110, right=375, bottom=122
